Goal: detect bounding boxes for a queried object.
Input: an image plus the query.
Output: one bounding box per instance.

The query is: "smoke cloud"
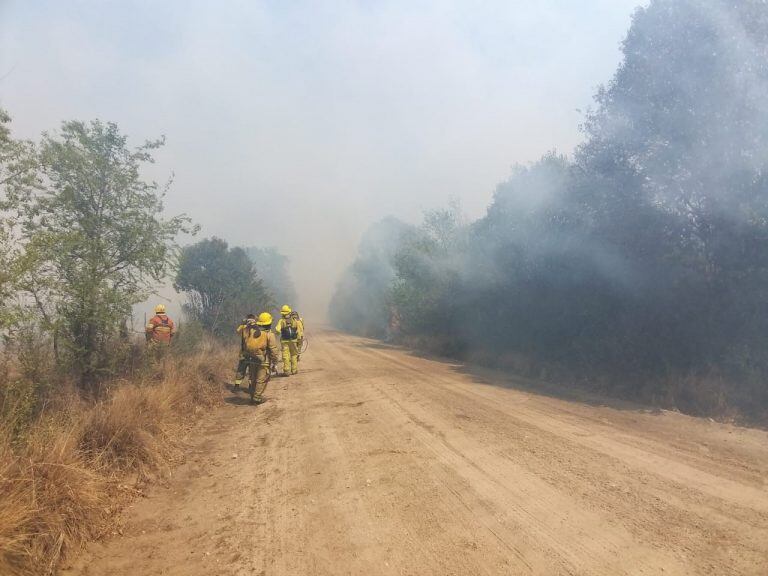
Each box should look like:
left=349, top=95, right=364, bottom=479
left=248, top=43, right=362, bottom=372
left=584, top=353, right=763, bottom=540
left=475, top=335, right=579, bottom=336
left=0, top=0, right=641, bottom=320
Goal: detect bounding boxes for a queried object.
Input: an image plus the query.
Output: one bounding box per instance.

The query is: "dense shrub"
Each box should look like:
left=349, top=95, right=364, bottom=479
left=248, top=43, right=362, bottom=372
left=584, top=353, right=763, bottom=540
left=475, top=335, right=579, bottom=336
left=331, top=0, right=768, bottom=419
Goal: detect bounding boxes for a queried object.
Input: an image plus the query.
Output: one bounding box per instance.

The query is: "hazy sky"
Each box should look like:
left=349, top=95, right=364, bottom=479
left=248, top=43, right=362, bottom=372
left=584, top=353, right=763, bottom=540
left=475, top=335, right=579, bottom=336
left=0, top=0, right=643, bottom=319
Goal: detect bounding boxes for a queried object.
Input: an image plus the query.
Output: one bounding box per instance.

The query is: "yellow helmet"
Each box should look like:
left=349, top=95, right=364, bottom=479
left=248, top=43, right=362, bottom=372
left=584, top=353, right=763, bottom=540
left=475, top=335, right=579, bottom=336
left=154, top=304, right=166, bottom=314
left=280, top=305, right=292, bottom=315
left=256, top=312, right=273, bottom=327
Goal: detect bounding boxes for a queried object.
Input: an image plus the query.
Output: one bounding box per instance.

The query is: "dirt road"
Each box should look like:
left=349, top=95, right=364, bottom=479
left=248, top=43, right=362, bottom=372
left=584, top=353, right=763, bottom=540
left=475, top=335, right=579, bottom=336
left=64, top=331, right=768, bottom=575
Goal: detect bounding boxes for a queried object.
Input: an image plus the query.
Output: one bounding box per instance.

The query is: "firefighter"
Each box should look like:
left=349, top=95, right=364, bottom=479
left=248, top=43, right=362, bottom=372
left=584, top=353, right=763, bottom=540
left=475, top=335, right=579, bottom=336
left=275, top=305, right=303, bottom=375
left=146, top=304, right=176, bottom=344
left=145, top=304, right=175, bottom=362
left=233, top=313, right=257, bottom=391
left=235, top=312, right=280, bottom=403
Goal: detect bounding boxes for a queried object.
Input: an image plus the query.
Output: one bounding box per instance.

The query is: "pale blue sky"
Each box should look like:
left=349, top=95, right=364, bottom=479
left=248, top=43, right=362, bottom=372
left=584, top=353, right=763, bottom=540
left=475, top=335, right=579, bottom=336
left=0, top=0, right=644, bottom=317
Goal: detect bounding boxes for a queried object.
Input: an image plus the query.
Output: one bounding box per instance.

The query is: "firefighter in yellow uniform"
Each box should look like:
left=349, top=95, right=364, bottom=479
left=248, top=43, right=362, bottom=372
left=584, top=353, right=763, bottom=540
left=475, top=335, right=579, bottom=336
left=233, top=313, right=257, bottom=391
left=275, top=305, right=303, bottom=376
left=235, top=312, right=280, bottom=403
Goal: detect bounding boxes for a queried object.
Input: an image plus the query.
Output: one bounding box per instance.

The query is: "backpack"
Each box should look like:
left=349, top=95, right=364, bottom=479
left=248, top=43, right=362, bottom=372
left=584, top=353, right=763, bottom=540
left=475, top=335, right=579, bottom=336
left=280, top=316, right=298, bottom=340
left=149, top=315, right=173, bottom=343
left=243, top=324, right=268, bottom=356
left=153, top=315, right=172, bottom=334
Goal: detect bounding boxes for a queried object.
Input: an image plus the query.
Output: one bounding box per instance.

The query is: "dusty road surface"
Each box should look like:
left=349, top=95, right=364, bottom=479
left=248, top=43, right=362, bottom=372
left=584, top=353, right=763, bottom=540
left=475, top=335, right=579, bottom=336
left=64, top=330, right=768, bottom=575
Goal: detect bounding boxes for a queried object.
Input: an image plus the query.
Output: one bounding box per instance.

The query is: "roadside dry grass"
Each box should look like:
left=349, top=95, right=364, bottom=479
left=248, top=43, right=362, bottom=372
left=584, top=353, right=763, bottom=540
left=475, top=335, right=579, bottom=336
left=0, top=343, right=229, bottom=576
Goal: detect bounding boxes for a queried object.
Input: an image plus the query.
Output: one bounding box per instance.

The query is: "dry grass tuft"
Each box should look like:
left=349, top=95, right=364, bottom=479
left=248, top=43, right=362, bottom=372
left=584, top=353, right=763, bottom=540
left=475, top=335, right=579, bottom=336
left=0, top=344, right=229, bottom=576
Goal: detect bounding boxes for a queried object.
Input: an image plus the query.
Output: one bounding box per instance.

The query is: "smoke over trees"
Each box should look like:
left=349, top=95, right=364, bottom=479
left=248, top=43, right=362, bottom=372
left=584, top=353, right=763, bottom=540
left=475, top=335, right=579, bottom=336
left=245, top=247, right=298, bottom=307
left=329, top=217, right=413, bottom=339
left=330, top=0, right=768, bottom=418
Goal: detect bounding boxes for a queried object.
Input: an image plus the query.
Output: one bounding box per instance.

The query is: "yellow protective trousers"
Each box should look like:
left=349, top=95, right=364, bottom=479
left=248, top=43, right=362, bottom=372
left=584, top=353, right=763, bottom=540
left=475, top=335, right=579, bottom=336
left=236, top=353, right=270, bottom=390
left=281, top=340, right=299, bottom=375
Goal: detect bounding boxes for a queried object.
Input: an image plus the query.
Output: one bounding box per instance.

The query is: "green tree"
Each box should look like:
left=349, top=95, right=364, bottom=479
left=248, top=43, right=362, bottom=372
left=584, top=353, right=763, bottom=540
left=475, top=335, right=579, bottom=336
left=575, top=0, right=768, bottom=379
left=0, top=109, right=39, bottom=332
left=175, top=237, right=273, bottom=337
left=391, top=205, right=468, bottom=340
left=19, top=120, right=193, bottom=391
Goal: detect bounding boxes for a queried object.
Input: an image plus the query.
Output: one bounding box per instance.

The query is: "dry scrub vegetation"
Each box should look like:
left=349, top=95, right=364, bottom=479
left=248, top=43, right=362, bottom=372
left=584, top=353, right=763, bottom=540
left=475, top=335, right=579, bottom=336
left=0, top=343, right=229, bottom=576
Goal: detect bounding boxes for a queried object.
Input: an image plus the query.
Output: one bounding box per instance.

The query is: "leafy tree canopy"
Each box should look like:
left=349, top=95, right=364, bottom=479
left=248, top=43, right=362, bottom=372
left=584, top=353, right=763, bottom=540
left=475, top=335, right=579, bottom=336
left=15, top=119, right=194, bottom=388
left=175, top=237, right=273, bottom=337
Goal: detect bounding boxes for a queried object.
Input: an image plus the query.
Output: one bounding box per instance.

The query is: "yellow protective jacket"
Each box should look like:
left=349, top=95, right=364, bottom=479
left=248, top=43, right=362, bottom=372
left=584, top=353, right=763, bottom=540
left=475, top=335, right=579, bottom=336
left=237, top=323, right=279, bottom=361
left=262, top=331, right=280, bottom=362
left=236, top=321, right=248, bottom=352
left=275, top=316, right=304, bottom=341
